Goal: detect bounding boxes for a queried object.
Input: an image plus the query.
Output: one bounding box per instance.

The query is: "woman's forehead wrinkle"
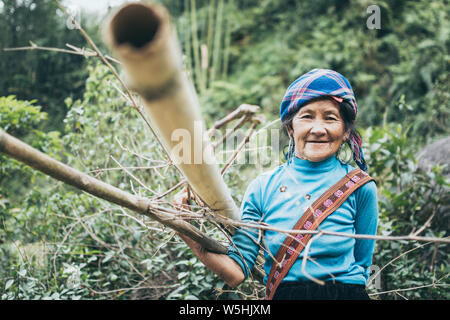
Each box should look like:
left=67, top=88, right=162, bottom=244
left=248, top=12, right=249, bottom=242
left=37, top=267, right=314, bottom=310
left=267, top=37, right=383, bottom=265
left=297, top=103, right=340, bottom=116
left=323, top=109, right=340, bottom=116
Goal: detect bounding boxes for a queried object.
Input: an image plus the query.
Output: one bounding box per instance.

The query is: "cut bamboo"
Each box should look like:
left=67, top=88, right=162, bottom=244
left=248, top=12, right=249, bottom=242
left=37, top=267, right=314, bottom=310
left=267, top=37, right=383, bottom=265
left=0, top=129, right=266, bottom=281
left=103, top=3, right=240, bottom=221
left=189, top=0, right=205, bottom=92
left=0, top=129, right=227, bottom=254
left=211, top=0, right=224, bottom=84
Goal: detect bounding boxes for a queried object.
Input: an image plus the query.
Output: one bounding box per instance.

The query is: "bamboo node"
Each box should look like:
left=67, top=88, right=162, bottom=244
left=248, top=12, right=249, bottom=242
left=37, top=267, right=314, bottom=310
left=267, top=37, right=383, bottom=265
left=251, top=115, right=265, bottom=125
left=238, top=104, right=260, bottom=115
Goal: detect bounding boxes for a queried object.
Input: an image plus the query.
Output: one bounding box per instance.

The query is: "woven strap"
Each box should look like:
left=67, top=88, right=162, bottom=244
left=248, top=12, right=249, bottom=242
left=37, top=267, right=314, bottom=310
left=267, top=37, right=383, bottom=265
left=265, top=168, right=374, bottom=300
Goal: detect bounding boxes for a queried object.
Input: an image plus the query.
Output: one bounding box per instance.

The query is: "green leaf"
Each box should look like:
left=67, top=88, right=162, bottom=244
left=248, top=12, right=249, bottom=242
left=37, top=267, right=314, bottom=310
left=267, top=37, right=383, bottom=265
left=5, top=279, right=14, bottom=290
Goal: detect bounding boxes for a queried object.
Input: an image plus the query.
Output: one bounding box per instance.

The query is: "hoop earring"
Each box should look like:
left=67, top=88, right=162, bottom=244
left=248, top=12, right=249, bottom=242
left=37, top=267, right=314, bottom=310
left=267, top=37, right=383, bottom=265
left=286, top=137, right=295, bottom=164
left=337, top=141, right=352, bottom=163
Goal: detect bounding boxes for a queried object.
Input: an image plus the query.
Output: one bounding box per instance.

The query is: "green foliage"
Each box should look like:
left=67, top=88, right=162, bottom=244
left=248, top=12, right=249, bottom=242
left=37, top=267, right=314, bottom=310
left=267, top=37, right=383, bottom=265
left=0, top=95, right=63, bottom=200
left=0, top=62, right=232, bottom=300
left=189, top=0, right=449, bottom=141
left=0, top=0, right=96, bottom=132
left=0, top=96, right=46, bottom=135
left=363, top=124, right=449, bottom=299
left=0, top=96, right=62, bottom=156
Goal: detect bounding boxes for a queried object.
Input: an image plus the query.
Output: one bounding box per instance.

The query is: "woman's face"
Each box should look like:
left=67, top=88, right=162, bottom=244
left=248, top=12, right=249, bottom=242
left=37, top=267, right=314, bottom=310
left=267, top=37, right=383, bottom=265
left=288, top=99, right=348, bottom=162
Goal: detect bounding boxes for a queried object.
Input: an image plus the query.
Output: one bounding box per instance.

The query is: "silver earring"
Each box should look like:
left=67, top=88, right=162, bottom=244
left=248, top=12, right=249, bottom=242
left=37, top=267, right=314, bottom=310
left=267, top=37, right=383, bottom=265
left=287, top=137, right=295, bottom=164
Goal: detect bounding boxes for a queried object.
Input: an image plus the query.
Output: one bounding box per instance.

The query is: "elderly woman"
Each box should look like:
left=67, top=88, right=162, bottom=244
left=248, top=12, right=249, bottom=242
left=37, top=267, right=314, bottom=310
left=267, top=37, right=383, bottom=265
left=178, top=69, right=378, bottom=300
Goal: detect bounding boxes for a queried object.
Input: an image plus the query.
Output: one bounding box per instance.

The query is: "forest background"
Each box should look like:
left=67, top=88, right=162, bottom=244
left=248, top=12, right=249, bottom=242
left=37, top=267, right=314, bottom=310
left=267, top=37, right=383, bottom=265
left=0, top=0, right=448, bottom=300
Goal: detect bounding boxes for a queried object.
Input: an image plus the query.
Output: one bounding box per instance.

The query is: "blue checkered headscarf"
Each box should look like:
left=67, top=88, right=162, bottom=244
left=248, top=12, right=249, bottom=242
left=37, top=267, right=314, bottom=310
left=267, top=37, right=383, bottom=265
left=280, top=68, right=367, bottom=171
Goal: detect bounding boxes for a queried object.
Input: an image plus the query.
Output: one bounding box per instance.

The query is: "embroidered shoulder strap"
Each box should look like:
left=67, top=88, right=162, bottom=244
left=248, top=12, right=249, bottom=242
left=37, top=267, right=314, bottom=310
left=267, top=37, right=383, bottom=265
left=265, top=168, right=374, bottom=300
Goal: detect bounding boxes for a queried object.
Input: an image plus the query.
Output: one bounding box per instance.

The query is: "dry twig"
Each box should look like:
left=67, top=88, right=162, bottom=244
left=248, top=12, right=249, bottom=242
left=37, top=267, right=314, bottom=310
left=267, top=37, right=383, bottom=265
left=3, top=41, right=121, bottom=64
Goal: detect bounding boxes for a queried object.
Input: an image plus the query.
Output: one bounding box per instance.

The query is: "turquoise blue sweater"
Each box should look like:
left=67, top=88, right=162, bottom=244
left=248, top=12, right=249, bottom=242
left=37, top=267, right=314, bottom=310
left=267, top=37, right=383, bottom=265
left=227, top=155, right=378, bottom=285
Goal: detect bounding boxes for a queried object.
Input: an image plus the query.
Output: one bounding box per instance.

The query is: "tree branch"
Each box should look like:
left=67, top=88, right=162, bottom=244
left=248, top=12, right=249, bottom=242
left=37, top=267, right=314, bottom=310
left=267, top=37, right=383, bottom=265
left=0, top=129, right=227, bottom=255
left=207, top=104, right=260, bottom=135
left=3, top=41, right=121, bottom=64
left=53, top=0, right=173, bottom=163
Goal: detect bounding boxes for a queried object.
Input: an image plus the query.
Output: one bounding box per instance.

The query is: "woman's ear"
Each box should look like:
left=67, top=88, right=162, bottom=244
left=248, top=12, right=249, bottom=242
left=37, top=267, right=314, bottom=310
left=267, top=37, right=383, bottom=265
left=287, top=127, right=294, bottom=140
left=343, top=130, right=350, bottom=142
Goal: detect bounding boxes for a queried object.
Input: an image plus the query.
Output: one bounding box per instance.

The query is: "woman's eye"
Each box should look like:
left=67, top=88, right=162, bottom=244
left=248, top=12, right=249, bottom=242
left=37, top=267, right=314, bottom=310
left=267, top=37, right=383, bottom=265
left=326, top=117, right=337, bottom=121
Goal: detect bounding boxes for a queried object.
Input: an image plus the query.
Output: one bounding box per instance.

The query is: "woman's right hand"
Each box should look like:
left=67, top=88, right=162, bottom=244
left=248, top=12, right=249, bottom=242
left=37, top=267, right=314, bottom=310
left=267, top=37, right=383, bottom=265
left=172, top=187, right=245, bottom=287
left=177, top=232, right=208, bottom=259
left=173, top=187, right=190, bottom=212
left=173, top=187, right=206, bottom=257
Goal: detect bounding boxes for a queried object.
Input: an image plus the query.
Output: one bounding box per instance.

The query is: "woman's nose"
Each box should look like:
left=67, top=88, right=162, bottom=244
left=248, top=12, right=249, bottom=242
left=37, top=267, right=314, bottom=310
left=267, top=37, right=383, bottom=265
left=309, top=120, right=327, bottom=136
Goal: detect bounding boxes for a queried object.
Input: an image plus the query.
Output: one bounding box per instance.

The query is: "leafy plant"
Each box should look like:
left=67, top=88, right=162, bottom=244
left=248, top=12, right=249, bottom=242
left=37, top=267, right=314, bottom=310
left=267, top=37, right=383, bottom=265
left=362, top=123, right=449, bottom=299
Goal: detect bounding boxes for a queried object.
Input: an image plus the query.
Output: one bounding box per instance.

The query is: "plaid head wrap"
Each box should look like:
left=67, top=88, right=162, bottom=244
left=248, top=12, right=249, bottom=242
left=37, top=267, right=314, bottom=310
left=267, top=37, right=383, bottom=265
left=280, top=68, right=367, bottom=171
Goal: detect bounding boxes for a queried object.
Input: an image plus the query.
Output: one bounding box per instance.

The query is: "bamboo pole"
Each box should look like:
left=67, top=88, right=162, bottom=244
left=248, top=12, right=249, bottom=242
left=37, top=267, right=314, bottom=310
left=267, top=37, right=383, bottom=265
left=189, top=0, right=205, bottom=92
left=103, top=3, right=240, bottom=221
left=205, top=0, right=216, bottom=87
left=210, top=0, right=224, bottom=84
left=183, top=0, right=193, bottom=81
left=0, top=129, right=227, bottom=255
left=222, top=0, right=233, bottom=78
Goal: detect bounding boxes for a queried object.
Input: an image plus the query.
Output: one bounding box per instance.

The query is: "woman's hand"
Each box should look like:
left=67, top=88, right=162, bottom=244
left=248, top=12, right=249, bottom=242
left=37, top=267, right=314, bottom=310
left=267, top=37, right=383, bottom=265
left=177, top=232, right=208, bottom=259
left=172, top=187, right=245, bottom=288
left=173, top=187, right=207, bottom=258
left=173, top=187, right=190, bottom=212
left=180, top=227, right=245, bottom=288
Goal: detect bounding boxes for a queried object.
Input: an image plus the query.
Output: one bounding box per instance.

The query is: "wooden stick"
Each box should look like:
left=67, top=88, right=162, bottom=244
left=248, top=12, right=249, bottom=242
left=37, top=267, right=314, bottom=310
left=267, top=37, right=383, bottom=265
left=3, top=41, right=121, bottom=64
left=104, top=2, right=240, bottom=220
left=0, top=129, right=227, bottom=255
left=207, top=213, right=450, bottom=244
left=53, top=0, right=173, bottom=164
left=220, top=116, right=264, bottom=175
left=212, top=115, right=247, bottom=149
left=208, top=104, right=260, bottom=135
left=221, top=122, right=258, bottom=175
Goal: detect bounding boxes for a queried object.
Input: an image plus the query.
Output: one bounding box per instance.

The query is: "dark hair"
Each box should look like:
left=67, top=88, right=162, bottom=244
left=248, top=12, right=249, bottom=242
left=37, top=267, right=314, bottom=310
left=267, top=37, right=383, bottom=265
left=281, top=96, right=361, bottom=162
